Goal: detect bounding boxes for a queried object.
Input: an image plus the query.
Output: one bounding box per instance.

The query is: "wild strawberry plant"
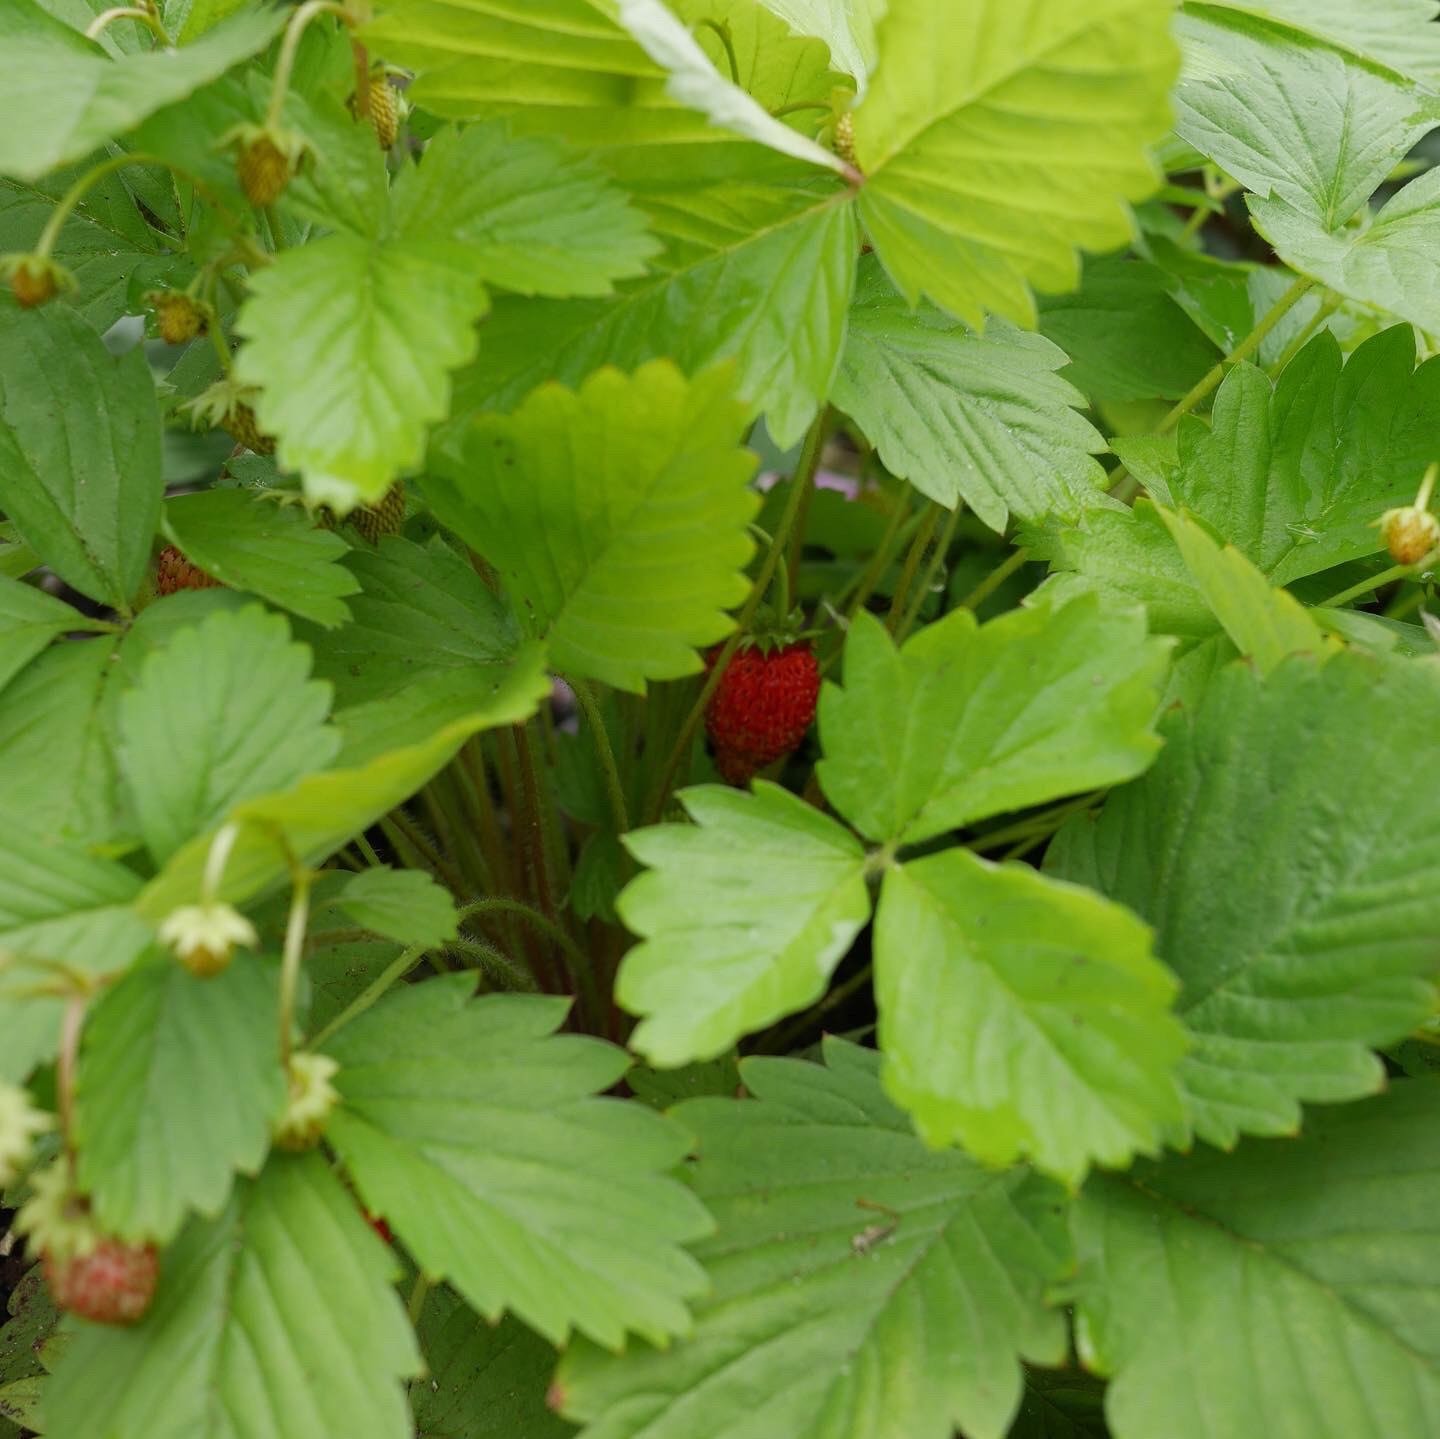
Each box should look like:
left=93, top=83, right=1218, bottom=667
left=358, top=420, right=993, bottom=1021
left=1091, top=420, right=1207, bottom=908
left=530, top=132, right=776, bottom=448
left=0, top=1, right=1438, bottom=1436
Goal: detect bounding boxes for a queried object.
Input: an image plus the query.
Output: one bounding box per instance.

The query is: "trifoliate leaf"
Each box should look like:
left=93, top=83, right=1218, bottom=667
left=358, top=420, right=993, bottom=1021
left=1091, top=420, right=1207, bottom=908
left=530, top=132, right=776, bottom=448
left=323, top=976, right=713, bottom=1349
left=324, top=866, right=458, bottom=949
left=0, top=306, right=161, bottom=610
left=74, top=953, right=284, bottom=1243
left=831, top=257, right=1107, bottom=531
left=852, top=0, right=1178, bottom=324
left=429, top=361, right=758, bottom=691
left=617, top=782, right=872, bottom=1065
left=817, top=598, right=1170, bottom=846
left=558, top=1039, right=1073, bottom=1439
left=1072, top=1081, right=1440, bottom=1439
left=162, top=488, right=360, bottom=629
left=43, top=1153, right=421, bottom=1439
left=117, top=605, right=339, bottom=867
left=1047, top=653, right=1440, bottom=1148
left=875, top=850, right=1185, bottom=1184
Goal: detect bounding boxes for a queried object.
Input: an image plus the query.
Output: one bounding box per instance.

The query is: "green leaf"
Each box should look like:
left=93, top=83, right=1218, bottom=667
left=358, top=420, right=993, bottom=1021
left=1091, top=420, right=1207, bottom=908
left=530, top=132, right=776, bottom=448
left=74, top=954, right=284, bottom=1243
left=0, top=0, right=286, bottom=181
left=323, top=976, right=712, bottom=1349
left=1164, top=327, right=1440, bottom=585
left=1072, top=1081, right=1440, bottom=1439
left=558, top=1039, right=1072, bottom=1439
left=756, top=0, right=880, bottom=94
left=388, top=121, right=659, bottom=298
left=817, top=599, right=1170, bottom=846
left=137, top=681, right=547, bottom=918
left=875, top=849, right=1185, bottom=1184
left=832, top=259, right=1106, bottom=530
left=117, top=605, right=339, bottom=867
left=446, top=155, right=858, bottom=448
left=1047, top=653, right=1440, bottom=1148
left=1157, top=508, right=1332, bottom=673
left=162, top=488, right=360, bottom=629
left=43, top=1153, right=421, bottom=1439
left=234, top=231, right=488, bottom=505
left=429, top=361, right=758, bottom=691
left=0, top=575, right=94, bottom=697
left=852, top=0, right=1177, bottom=324
left=0, top=306, right=161, bottom=609
left=617, top=782, right=871, bottom=1065
left=323, top=866, right=459, bottom=949
left=1036, top=256, right=1220, bottom=404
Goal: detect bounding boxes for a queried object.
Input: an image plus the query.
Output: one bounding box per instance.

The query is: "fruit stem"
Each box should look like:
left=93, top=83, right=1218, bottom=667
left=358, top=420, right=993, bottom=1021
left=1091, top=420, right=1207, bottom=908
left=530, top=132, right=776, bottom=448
left=201, top=822, right=242, bottom=903
left=893, top=501, right=963, bottom=643
left=1415, top=462, right=1438, bottom=513
left=84, top=4, right=171, bottom=45
left=645, top=406, right=829, bottom=823
left=1316, top=562, right=1416, bottom=610
left=35, top=152, right=163, bottom=260
left=267, top=0, right=357, bottom=130
left=56, top=994, right=87, bottom=1166
left=567, top=677, right=631, bottom=841
left=884, top=501, right=942, bottom=634
left=957, top=545, right=1031, bottom=612
left=351, top=40, right=372, bottom=120
left=277, top=863, right=313, bottom=1068
left=695, top=18, right=741, bottom=85
left=310, top=942, right=427, bottom=1048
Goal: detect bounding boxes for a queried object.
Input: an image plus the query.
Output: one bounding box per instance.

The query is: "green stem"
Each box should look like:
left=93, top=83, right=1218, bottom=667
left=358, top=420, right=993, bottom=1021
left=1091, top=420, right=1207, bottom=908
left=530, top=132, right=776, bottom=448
left=277, top=866, right=312, bottom=1067
left=568, top=677, right=630, bottom=836
left=310, top=942, right=426, bottom=1049
left=894, top=503, right=962, bottom=643
left=968, top=791, right=1103, bottom=854
left=770, top=99, right=834, bottom=118
left=695, top=18, right=740, bottom=84
left=646, top=408, right=830, bottom=822
left=461, top=898, right=593, bottom=995
left=838, top=494, right=912, bottom=618
left=885, top=503, right=942, bottom=633
left=85, top=5, right=171, bottom=45
left=406, top=1274, right=430, bottom=1326
left=1267, top=293, right=1339, bottom=376
left=958, top=545, right=1030, bottom=612
left=1154, top=274, right=1316, bottom=433
left=355, top=832, right=383, bottom=868
left=1317, top=562, right=1415, bottom=610
left=36, top=152, right=161, bottom=258
left=267, top=0, right=355, bottom=130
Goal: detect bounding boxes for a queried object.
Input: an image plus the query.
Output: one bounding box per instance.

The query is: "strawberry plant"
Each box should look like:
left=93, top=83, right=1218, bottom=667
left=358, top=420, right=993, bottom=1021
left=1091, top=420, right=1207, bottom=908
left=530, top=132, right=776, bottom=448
left=2, top=0, right=1440, bottom=1436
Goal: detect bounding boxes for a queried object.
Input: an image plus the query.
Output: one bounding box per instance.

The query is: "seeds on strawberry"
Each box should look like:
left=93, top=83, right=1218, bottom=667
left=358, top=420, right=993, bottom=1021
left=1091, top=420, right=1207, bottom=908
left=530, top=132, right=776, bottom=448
left=705, top=639, right=820, bottom=785
left=156, top=545, right=221, bottom=596
left=44, top=1238, right=159, bottom=1326
left=351, top=74, right=400, bottom=150
left=221, top=123, right=307, bottom=208
left=350, top=481, right=406, bottom=544
left=224, top=402, right=276, bottom=457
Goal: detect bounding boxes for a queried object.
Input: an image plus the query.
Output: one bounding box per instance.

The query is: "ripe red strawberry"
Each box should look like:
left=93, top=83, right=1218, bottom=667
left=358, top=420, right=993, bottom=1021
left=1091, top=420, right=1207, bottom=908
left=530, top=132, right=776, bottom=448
left=43, top=1238, right=158, bottom=1326
left=705, top=639, right=820, bottom=785
left=156, top=544, right=220, bottom=595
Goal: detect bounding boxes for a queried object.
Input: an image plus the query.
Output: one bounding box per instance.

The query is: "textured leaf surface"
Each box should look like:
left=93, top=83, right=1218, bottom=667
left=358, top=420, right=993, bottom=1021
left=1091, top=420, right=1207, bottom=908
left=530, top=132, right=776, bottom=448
left=74, top=954, right=283, bottom=1243
left=1073, top=1081, right=1440, bottom=1439
left=617, top=782, right=871, bottom=1065
left=117, top=605, right=338, bottom=866
left=0, top=0, right=285, bottom=180
left=44, top=1154, right=420, bottom=1439
left=817, top=600, right=1169, bottom=845
left=0, top=575, right=96, bottom=696
left=1048, top=653, right=1440, bottom=1147
left=162, top=489, right=360, bottom=629
left=757, top=0, right=880, bottom=92
left=325, top=866, right=458, bottom=949
left=559, top=1040, right=1072, bottom=1439
left=852, top=0, right=1177, bottom=324
left=876, top=850, right=1185, bottom=1183
left=831, top=259, right=1105, bottom=531
left=0, top=306, right=161, bottom=609
left=324, top=976, right=712, bottom=1349
left=430, top=362, right=757, bottom=691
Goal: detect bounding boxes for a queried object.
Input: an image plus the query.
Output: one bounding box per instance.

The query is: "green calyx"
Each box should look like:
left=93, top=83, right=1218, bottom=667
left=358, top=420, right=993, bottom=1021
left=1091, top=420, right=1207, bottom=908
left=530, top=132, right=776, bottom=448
left=14, top=1162, right=100, bottom=1264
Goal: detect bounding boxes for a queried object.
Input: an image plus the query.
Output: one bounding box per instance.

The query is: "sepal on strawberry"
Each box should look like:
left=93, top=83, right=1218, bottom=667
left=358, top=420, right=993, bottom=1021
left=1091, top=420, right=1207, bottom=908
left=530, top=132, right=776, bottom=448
left=273, top=1052, right=340, bottom=1151
left=184, top=378, right=277, bottom=456
left=157, top=900, right=257, bottom=977
left=1377, top=504, right=1440, bottom=566
left=1, top=253, right=77, bottom=309
left=221, top=122, right=308, bottom=208
left=0, top=1082, right=51, bottom=1189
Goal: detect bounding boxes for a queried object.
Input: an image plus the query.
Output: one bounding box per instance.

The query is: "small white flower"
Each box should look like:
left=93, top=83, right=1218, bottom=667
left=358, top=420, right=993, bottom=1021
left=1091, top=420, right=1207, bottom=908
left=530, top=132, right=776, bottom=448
left=0, top=1081, right=52, bottom=1190
left=272, top=1052, right=341, bottom=1152
left=158, top=902, right=258, bottom=978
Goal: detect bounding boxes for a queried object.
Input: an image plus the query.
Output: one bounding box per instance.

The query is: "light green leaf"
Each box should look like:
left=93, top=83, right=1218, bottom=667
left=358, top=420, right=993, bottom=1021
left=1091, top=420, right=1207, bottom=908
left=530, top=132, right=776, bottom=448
left=1072, top=1081, right=1440, bottom=1439
left=1047, top=653, right=1440, bottom=1148
left=162, top=488, right=360, bottom=629
left=117, top=605, right=338, bottom=867
left=1252, top=166, right=1440, bottom=336
left=43, top=1153, right=421, bottom=1439
left=875, top=849, right=1185, bottom=1184
left=74, top=954, right=284, bottom=1243
left=446, top=156, right=858, bottom=449
left=558, top=1040, right=1072, bottom=1439
left=0, top=0, right=286, bottom=181
left=614, top=0, right=848, bottom=174
left=0, top=575, right=95, bottom=697
left=852, top=0, right=1177, bottom=324
left=817, top=599, right=1170, bottom=846
left=324, top=866, right=458, bottom=949
left=323, top=976, right=713, bottom=1349
left=831, top=258, right=1106, bottom=530
left=1157, top=508, right=1332, bottom=673
left=756, top=0, right=880, bottom=93
left=0, top=306, right=161, bottom=609
left=617, top=782, right=871, bottom=1066
left=429, top=361, right=758, bottom=691
left=137, top=677, right=547, bottom=918
left=388, top=121, right=659, bottom=297
left=235, top=232, right=488, bottom=505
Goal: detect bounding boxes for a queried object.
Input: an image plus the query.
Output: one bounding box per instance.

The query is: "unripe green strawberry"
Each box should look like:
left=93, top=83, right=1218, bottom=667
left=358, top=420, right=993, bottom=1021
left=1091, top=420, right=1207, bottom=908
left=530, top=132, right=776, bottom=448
left=222, top=123, right=307, bottom=208
left=183, top=379, right=276, bottom=456
left=351, top=74, right=400, bottom=150
left=155, top=544, right=220, bottom=595
left=833, top=111, right=856, bottom=166
left=148, top=290, right=208, bottom=345
left=224, top=401, right=276, bottom=456
left=705, top=639, right=820, bottom=785
left=1, top=253, right=76, bottom=309
left=1380, top=504, right=1440, bottom=566
left=350, top=481, right=406, bottom=543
